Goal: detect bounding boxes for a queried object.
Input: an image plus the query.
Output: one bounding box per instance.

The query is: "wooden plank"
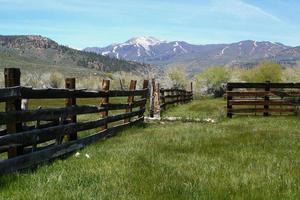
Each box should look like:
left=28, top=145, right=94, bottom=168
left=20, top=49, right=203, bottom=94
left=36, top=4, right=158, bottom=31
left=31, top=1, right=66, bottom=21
left=0, top=109, right=145, bottom=147
left=0, top=100, right=148, bottom=125
left=160, top=89, right=186, bottom=92
left=0, top=105, right=103, bottom=125
left=227, top=82, right=300, bottom=89
left=229, top=100, right=295, bottom=106
left=229, top=108, right=295, bottom=113
left=164, top=94, right=182, bottom=98
left=17, top=87, right=147, bottom=99
left=124, top=80, right=137, bottom=123
left=0, top=87, right=21, bottom=102
left=0, top=117, right=144, bottom=175
left=227, top=91, right=270, bottom=97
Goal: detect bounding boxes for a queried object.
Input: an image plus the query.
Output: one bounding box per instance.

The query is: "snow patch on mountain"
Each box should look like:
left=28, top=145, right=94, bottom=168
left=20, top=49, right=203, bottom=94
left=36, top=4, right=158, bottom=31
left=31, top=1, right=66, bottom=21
left=112, top=46, right=119, bottom=59
left=250, top=41, right=257, bottom=55
left=126, top=36, right=163, bottom=51
left=101, top=51, right=110, bottom=56
left=221, top=46, right=229, bottom=55
left=173, top=42, right=187, bottom=53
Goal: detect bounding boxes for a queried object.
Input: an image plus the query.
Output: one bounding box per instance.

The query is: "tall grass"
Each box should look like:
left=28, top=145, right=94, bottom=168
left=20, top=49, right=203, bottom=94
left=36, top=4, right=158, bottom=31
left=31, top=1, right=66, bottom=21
left=1, top=99, right=300, bottom=199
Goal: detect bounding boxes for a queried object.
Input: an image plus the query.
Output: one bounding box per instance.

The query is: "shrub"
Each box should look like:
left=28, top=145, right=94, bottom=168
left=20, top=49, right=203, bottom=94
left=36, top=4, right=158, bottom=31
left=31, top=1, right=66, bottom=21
left=282, top=66, right=300, bottom=82
left=195, top=66, right=231, bottom=97
left=45, top=71, right=64, bottom=88
left=241, top=61, right=282, bottom=82
left=21, top=72, right=43, bottom=88
left=167, top=68, right=188, bottom=89
left=77, top=75, right=102, bottom=90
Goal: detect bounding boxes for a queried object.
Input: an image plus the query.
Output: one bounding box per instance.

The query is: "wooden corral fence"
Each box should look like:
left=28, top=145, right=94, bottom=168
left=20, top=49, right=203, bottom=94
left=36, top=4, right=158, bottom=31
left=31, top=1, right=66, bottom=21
left=149, top=80, right=193, bottom=118
left=0, top=68, right=149, bottom=174
left=227, top=81, right=300, bottom=118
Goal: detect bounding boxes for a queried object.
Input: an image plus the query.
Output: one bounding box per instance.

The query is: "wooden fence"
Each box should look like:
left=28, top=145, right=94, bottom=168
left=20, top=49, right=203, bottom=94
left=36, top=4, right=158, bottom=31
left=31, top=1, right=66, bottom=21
left=227, top=82, right=300, bottom=118
left=149, top=80, right=193, bottom=118
left=160, top=88, right=193, bottom=109
left=0, top=68, right=149, bottom=174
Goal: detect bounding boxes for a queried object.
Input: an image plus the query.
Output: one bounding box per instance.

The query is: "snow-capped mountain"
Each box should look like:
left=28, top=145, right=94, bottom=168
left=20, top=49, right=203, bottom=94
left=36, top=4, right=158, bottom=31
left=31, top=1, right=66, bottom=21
left=84, top=37, right=297, bottom=73
left=84, top=36, right=194, bottom=61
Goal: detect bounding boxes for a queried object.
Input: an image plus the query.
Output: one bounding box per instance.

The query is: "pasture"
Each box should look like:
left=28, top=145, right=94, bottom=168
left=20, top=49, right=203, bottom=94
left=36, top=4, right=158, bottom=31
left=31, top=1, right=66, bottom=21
left=1, top=98, right=300, bottom=199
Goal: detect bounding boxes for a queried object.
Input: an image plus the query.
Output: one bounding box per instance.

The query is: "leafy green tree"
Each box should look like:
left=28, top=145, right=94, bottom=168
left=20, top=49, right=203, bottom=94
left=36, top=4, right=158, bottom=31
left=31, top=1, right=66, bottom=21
left=195, top=66, right=231, bottom=97
left=167, top=68, right=188, bottom=88
left=241, top=61, right=282, bottom=82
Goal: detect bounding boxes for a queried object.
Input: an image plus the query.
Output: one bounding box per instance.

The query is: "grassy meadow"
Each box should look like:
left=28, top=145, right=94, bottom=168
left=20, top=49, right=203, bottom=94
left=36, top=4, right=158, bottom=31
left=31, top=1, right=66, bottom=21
left=1, top=98, right=300, bottom=199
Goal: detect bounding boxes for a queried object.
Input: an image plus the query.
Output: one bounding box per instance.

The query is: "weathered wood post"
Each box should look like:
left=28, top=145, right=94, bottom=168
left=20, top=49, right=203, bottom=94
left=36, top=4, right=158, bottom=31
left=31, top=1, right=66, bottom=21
left=190, top=82, right=193, bottom=101
left=139, top=80, right=149, bottom=118
left=160, top=88, right=166, bottom=110
left=125, top=80, right=137, bottom=123
left=65, top=78, right=77, bottom=141
left=176, top=89, right=179, bottom=104
left=227, top=83, right=233, bottom=118
left=5, top=68, right=23, bottom=158
left=149, top=79, right=155, bottom=118
left=153, top=83, right=161, bottom=118
left=101, top=80, right=110, bottom=130
left=264, top=81, right=270, bottom=117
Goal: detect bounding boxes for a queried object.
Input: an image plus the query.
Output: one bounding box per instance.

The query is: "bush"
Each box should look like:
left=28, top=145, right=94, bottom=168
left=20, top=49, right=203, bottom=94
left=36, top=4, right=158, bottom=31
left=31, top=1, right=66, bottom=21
left=282, top=66, right=300, bottom=82
left=44, top=71, right=64, bottom=88
left=77, top=75, right=102, bottom=90
left=167, top=68, right=188, bottom=89
left=241, top=61, right=282, bottom=82
left=195, top=66, right=231, bottom=97
left=21, top=72, right=43, bottom=88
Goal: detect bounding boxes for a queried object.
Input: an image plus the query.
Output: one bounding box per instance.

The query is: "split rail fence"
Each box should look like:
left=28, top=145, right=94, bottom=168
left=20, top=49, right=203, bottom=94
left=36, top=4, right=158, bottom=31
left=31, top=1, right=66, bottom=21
left=149, top=80, right=193, bottom=118
left=0, top=68, right=148, bottom=174
left=227, top=82, right=300, bottom=117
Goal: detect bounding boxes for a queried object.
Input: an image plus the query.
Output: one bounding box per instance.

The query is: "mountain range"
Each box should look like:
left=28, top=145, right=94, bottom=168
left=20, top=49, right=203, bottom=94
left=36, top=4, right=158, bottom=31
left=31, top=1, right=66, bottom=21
left=0, top=35, right=156, bottom=77
left=84, top=37, right=300, bottom=73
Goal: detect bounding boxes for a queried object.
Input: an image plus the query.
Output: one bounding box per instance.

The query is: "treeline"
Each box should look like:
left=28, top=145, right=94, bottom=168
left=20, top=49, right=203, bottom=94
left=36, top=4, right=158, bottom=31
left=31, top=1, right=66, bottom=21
left=166, top=60, right=300, bottom=97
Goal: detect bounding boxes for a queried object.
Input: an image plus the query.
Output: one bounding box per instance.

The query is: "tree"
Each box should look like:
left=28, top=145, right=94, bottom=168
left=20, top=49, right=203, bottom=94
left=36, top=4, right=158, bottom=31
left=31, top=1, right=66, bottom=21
left=167, top=67, right=188, bottom=88
left=195, top=66, right=231, bottom=97
left=241, top=61, right=282, bottom=82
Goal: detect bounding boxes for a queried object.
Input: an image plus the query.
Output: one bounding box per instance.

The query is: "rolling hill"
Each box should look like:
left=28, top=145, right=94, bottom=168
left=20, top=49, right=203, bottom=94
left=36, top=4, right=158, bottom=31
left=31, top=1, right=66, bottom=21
left=0, top=35, right=157, bottom=77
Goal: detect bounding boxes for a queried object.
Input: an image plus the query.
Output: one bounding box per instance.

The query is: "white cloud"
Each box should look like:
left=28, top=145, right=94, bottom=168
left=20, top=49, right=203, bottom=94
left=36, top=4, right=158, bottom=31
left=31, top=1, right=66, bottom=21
left=210, top=0, right=282, bottom=22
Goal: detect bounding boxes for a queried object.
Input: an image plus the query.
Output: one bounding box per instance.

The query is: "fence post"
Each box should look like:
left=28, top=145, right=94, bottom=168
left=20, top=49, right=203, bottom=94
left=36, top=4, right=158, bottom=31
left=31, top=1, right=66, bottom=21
left=264, top=81, right=270, bottom=117
left=161, top=88, right=166, bottom=110
left=139, top=80, right=149, bottom=119
left=149, top=79, right=155, bottom=118
left=153, top=83, right=161, bottom=118
left=227, top=83, right=233, bottom=118
left=190, top=82, right=193, bottom=101
left=65, top=78, right=77, bottom=141
left=125, top=80, right=137, bottom=123
left=5, top=68, right=23, bottom=158
left=101, top=80, right=110, bottom=130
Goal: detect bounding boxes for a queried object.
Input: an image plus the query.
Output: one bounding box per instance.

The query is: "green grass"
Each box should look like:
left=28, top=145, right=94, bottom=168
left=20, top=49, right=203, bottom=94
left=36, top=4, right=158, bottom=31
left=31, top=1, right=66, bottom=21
left=1, top=99, right=300, bottom=199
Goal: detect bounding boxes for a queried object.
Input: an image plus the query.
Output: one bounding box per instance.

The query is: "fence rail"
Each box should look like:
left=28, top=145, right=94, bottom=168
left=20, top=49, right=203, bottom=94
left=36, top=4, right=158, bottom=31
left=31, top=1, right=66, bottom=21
left=0, top=68, right=148, bottom=174
left=227, top=82, right=300, bottom=118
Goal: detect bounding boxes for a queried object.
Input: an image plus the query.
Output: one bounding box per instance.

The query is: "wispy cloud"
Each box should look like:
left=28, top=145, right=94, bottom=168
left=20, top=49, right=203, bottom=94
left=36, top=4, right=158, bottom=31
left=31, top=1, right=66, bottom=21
left=210, top=0, right=282, bottom=23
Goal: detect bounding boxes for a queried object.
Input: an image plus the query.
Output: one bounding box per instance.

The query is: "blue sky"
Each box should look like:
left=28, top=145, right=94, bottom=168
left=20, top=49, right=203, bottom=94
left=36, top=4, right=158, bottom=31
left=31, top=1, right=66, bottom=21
left=0, top=0, right=300, bottom=49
